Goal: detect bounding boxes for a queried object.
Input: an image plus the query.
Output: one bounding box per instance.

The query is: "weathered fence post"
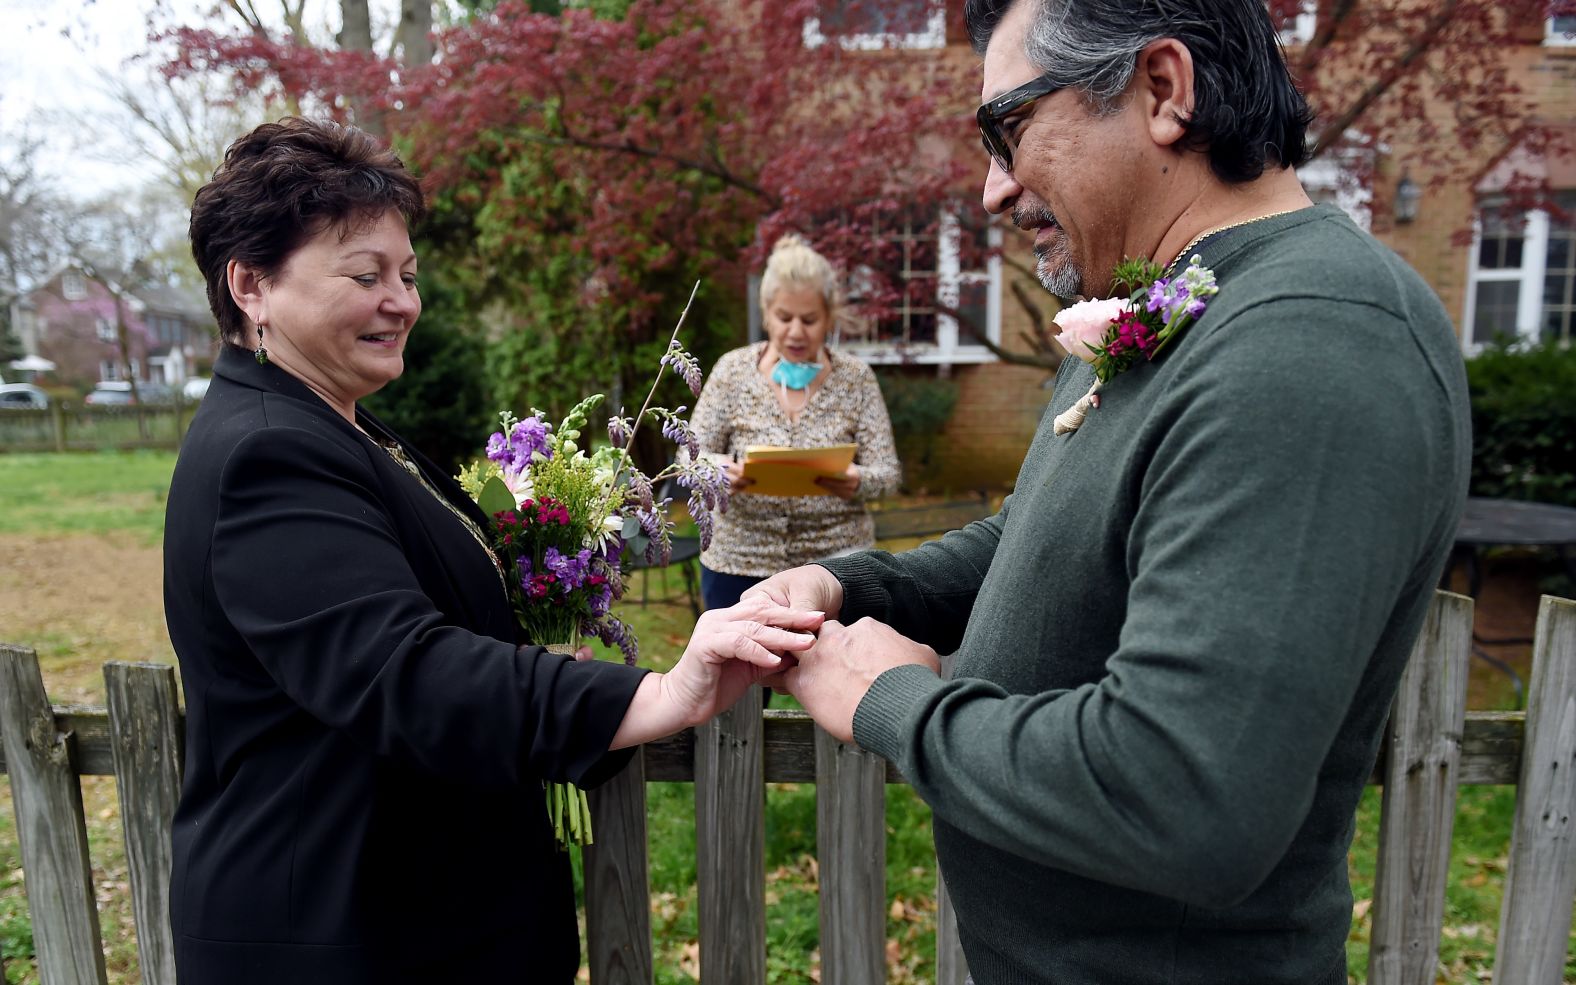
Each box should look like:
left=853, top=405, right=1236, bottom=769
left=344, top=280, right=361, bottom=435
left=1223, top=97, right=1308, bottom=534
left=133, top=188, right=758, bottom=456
left=935, top=871, right=969, bottom=985
left=584, top=751, right=654, bottom=985
left=0, top=645, right=108, bottom=985
left=1494, top=595, right=1576, bottom=984
left=50, top=401, right=66, bottom=453
left=814, top=726, right=886, bottom=983
left=1368, top=591, right=1473, bottom=984
left=694, top=685, right=765, bottom=984
left=102, top=663, right=183, bottom=985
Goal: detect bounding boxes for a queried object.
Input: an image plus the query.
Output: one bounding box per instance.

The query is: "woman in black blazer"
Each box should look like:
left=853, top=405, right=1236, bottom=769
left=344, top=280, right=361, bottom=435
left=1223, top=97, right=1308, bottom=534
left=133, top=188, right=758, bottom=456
left=165, top=117, right=820, bottom=985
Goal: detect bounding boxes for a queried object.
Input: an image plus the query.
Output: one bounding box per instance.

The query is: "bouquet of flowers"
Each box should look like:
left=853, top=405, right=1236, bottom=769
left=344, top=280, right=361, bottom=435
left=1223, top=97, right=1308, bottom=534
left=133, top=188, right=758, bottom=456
left=1050, top=254, right=1219, bottom=435
left=456, top=288, right=730, bottom=847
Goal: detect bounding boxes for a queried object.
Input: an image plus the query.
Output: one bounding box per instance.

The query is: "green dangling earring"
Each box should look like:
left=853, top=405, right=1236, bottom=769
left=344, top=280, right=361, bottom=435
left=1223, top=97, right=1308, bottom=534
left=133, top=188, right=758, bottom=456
left=255, top=324, right=269, bottom=365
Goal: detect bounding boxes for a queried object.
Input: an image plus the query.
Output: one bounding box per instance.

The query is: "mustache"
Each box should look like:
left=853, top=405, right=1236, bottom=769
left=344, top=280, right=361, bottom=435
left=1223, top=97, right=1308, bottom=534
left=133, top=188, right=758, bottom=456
left=1012, top=203, right=1058, bottom=232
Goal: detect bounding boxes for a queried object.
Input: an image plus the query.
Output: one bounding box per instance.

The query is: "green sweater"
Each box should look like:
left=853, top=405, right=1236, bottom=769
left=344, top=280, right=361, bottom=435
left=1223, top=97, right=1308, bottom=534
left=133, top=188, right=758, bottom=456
left=823, top=206, right=1470, bottom=984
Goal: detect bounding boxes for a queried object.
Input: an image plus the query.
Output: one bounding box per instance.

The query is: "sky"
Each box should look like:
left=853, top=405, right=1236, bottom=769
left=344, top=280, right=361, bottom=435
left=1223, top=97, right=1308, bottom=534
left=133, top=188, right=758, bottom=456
left=0, top=0, right=371, bottom=200
left=0, top=0, right=186, bottom=196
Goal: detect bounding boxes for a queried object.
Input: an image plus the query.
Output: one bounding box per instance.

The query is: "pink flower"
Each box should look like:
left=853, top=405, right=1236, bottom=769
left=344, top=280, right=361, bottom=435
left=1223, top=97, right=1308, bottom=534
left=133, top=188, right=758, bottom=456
left=1052, top=297, right=1130, bottom=363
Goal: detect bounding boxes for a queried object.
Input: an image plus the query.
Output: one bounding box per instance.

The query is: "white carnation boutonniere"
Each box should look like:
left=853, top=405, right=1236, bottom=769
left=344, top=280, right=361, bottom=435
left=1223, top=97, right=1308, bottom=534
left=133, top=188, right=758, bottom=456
left=1052, top=255, right=1219, bottom=435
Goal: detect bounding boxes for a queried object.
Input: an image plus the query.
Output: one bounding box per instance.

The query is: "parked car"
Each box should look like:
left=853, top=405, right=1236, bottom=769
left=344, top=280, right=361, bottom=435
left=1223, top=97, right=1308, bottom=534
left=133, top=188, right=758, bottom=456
left=0, top=383, right=49, bottom=409
left=84, top=380, right=178, bottom=406
left=182, top=377, right=211, bottom=401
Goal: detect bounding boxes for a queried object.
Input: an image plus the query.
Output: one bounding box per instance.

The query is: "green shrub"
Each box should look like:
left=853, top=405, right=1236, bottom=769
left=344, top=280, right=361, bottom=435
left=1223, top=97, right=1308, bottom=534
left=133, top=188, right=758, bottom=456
left=1465, top=340, right=1576, bottom=508
left=876, top=370, right=960, bottom=490
left=361, top=280, right=493, bottom=473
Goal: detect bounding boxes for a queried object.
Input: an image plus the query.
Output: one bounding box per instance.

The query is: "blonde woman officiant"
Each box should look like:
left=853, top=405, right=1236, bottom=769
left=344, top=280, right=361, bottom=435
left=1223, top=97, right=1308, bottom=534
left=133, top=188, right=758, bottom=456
left=689, top=233, right=901, bottom=612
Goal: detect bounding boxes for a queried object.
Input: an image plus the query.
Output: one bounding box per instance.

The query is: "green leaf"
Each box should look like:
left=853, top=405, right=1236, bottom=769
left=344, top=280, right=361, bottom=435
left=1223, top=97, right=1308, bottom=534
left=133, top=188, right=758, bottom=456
left=478, top=475, right=516, bottom=516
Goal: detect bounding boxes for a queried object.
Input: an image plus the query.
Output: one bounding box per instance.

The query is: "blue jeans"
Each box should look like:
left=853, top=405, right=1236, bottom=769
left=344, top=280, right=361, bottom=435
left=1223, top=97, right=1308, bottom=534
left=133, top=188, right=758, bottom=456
left=700, top=565, right=761, bottom=613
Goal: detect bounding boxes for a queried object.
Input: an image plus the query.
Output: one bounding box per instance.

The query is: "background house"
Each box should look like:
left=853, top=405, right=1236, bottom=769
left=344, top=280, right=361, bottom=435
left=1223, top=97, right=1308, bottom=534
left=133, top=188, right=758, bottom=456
left=786, top=1, right=1576, bottom=492
left=8, top=265, right=217, bottom=393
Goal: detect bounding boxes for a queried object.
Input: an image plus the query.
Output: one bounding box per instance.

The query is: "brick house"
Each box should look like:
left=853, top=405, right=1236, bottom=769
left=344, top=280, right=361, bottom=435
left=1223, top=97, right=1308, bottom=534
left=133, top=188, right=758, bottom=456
left=9, top=265, right=217, bottom=393
left=781, top=2, right=1576, bottom=492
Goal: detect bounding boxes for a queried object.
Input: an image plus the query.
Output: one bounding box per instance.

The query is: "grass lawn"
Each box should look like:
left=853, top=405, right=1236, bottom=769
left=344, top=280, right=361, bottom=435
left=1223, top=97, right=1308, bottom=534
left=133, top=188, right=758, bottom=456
left=0, top=450, right=1566, bottom=982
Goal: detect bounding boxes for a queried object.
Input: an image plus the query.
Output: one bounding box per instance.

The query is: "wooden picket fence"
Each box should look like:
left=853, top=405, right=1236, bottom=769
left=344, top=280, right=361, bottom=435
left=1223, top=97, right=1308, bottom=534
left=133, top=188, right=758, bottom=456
left=1, top=591, right=1574, bottom=985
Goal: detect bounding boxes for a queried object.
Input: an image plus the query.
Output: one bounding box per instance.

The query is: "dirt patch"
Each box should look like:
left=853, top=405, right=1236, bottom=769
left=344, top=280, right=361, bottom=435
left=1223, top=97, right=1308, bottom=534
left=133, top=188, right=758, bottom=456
left=0, top=532, right=172, bottom=704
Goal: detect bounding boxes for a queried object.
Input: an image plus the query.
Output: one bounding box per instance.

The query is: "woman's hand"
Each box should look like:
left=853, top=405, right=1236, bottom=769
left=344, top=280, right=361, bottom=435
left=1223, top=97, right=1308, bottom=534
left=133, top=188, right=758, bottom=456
left=815, top=463, right=862, bottom=500
left=724, top=459, right=755, bottom=493
left=609, top=595, right=824, bottom=749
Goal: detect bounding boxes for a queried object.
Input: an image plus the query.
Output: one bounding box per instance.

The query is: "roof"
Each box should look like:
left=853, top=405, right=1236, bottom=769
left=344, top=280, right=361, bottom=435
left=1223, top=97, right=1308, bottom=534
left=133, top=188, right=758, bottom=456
left=133, top=282, right=211, bottom=321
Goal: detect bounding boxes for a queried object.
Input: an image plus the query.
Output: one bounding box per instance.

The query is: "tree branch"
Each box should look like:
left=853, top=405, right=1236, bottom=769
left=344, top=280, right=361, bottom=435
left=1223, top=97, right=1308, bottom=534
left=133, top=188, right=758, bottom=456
left=1296, top=0, right=1359, bottom=75
left=531, top=130, right=780, bottom=208
left=1310, top=0, right=1464, bottom=160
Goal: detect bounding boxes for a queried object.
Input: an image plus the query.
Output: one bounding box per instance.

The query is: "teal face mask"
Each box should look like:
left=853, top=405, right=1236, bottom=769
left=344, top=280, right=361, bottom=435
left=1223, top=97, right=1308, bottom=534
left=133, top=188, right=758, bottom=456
left=770, top=359, right=822, bottom=390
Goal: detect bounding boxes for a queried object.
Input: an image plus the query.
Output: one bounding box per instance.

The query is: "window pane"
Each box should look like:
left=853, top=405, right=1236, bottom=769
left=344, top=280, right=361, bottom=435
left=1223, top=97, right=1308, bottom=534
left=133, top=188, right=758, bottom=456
left=1543, top=307, right=1572, bottom=343
left=1544, top=273, right=1570, bottom=308
left=1503, top=238, right=1524, bottom=269
left=958, top=211, right=993, bottom=273
left=1472, top=281, right=1520, bottom=344
left=1478, top=203, right=1527, bottom=270
left=817, top=0, right=933, bottom=35
left=1549, top=234, right=1571, bottom=273
left=957, top=279, right=989, bottom=343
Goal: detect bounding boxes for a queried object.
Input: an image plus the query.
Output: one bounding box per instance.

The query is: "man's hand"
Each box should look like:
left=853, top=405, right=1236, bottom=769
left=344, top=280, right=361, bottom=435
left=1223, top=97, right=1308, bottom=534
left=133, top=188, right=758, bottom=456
left=743, top=564, right=845, bottom=621
left=771, top=617, right=939, bottom=743
left=814, top=463, right=862, bottom=500
left=610, top=594, right=823, bottom=749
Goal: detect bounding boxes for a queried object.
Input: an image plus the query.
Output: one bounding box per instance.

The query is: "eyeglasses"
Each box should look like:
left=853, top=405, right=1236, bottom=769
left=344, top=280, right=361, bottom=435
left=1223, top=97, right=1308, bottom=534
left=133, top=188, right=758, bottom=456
left=976, top=73, right=1065, bottom=174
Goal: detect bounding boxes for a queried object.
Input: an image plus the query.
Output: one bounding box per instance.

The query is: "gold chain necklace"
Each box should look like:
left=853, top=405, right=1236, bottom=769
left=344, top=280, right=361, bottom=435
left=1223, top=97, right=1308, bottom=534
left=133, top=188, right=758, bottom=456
left=1167, top=209, right=1300, bottom=272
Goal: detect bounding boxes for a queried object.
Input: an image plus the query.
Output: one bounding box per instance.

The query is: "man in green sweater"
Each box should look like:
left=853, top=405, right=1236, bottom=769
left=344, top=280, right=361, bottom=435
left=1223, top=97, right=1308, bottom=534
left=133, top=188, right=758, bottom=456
left=752, top=0, right=1471, bottom=981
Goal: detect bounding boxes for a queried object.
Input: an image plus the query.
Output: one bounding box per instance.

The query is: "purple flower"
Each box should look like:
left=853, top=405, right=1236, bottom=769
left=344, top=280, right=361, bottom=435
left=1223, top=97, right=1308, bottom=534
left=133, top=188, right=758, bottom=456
left=486, top=415, right=554, bottom=474
left=543, top=547, right=592, bottom=590
left=607, top=414, right=632, bottom=449
left=630, top=471, right=654, bottom=511
left=595, top=615, right=639, bottom=665
left=661, top=341, right=704, bottom=397
left=660, top=411, right=700, bottom=462
left=690, top=490, right=716, bottom=549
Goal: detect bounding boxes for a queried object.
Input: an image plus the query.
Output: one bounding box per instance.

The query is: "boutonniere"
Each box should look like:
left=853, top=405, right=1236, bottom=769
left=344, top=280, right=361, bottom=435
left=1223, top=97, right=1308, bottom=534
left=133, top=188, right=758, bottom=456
left=1051, top=254, right=1219, bottom=435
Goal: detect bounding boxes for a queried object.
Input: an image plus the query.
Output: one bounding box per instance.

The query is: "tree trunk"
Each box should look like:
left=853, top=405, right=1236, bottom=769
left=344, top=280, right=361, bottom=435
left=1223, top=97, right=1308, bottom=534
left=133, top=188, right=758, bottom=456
left=338, top=0, right=373, bottom=51
left=395, top=0, right=434, bottom=66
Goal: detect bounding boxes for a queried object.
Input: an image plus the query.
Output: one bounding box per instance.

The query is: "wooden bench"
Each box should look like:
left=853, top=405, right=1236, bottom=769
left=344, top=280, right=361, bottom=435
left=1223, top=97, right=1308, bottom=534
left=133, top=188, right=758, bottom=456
left=2, top=591, right=1574, bottom=984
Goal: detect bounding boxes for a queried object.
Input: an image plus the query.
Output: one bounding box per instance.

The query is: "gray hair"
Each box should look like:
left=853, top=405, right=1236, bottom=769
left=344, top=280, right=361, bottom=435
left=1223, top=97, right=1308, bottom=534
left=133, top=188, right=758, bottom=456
left=966, top=0, right=1313, bottom=183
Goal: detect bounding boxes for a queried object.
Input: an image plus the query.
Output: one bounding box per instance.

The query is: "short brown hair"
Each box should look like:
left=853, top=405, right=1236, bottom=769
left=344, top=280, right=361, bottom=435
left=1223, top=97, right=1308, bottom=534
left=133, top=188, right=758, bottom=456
left=189, top=117, right=426, bottom=346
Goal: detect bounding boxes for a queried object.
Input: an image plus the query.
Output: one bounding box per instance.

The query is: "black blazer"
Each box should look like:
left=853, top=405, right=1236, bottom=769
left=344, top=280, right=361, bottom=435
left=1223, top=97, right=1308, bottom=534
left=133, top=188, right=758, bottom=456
left=163, top=347, right=646, bottom=984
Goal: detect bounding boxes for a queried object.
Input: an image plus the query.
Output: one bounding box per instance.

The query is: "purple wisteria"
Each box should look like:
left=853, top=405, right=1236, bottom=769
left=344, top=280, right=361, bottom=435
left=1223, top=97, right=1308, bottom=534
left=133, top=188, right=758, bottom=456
left=661, top=339, right=704, bottom=397
left=658, top=409, right=700, bottom=462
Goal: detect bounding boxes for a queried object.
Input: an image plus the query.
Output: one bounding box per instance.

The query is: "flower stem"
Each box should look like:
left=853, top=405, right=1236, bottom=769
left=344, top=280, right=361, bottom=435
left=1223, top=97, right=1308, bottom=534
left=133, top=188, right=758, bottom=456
left=610, top=280, right=701, bottom=493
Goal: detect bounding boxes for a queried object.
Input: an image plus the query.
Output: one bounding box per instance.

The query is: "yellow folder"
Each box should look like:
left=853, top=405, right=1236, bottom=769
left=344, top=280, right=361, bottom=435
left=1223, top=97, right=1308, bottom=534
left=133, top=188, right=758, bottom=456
left=740, top=444, right=857, bottom=497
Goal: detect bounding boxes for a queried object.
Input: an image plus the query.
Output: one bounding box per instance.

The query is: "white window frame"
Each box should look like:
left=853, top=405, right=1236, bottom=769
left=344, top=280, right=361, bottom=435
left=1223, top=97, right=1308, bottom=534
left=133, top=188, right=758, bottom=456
left=841, top=212, right=1003, bottom=366
left=1547, top=13, right=1576, bottom=46
left=62, top=271, right=86, bottom=301
left=99, top=359, right=121, bottom=382
left=1274, top=0, right=1318, bottom=46
left=1462, top=205, right=1552, bottom=353
left=95, top=317, right=117, bottom=343
left=803, top=0, right=946, bottom=50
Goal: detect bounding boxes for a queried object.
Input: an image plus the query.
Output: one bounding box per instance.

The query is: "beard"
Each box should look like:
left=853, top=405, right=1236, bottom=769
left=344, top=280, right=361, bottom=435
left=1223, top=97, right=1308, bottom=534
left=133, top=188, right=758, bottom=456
left=1015, top=202, right=1084, bottom=300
